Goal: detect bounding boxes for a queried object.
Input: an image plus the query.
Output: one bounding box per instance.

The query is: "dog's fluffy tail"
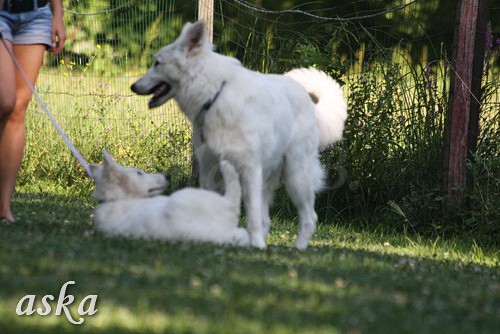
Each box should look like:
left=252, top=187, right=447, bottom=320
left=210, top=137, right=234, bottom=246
left=285, top=67, right=347, bottom=148
left=220, top=160, right=241, bottom=211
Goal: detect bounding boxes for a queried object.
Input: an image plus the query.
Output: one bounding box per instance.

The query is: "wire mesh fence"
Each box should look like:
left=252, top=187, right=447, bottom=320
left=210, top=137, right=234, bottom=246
left=24, top=0, right=499, bottom=191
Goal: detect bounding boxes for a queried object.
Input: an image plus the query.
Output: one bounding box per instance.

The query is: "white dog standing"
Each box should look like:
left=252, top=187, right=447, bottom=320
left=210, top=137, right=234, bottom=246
left=131, top=21, right=347, bottom=249
left=91, top=151, right=249, bottom=246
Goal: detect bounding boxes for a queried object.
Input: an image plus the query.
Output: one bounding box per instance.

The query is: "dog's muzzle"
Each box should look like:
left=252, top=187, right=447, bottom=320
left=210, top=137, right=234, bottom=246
left=147, top=173, right=170, bottom=195
left=131, top=81, right=172, bottom=109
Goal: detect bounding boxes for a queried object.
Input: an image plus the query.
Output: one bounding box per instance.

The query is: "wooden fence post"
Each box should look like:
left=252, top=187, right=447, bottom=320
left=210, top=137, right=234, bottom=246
left=198, top=0, right=214, bottom=43
left=191, top=0, right=214, bottom=184
left=466, top=0, right=489, bottom=165
left=444, top=0, right=489, bottom=197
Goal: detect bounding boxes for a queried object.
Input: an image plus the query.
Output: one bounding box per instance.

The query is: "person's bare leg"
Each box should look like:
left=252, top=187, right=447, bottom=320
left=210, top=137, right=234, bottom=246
left=0, top=39, right=16, bottom=119
left=0, top=39, right=17, bottom=222
left=0, top=44, right=46, bottom=223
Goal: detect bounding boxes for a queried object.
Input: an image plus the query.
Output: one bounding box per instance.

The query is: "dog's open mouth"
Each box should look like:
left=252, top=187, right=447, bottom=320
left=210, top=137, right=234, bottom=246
left=131, top=81, right=171, bottom=108
left=148, top=82, right=171, bottom=108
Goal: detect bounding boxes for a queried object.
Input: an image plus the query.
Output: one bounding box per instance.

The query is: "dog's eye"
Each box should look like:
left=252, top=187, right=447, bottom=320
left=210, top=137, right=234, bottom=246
left=136, top=171, right=144, bottom=176
left=153, top=60, right=160, bottom=67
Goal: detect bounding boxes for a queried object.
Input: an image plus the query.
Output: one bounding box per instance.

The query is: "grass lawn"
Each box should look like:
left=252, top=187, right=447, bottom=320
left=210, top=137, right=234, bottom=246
left=0, top=185, right=498, bottom=334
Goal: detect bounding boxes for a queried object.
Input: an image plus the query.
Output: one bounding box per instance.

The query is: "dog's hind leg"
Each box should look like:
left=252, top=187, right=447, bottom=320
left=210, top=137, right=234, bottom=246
left=284, top=155, right=323, bottom=250
left=294, top=199, right=318, bottom=250
left=242, top=166, right=267, bottom=249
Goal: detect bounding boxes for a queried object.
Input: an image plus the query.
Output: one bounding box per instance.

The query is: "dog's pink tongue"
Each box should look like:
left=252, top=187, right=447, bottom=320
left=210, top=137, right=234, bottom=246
left=154, top=83, right=169, bottom=97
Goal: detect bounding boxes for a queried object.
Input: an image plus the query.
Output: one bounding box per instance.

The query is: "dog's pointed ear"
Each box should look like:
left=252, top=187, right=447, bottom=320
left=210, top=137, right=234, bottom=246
left=90, top=163, right=106, bottom=201
left=101, top=150, right=121, bottom=178
left=102, top=150, right=119, bottom=170
left=89, top=164, right=103, bottom=180
left=181, top=20, right=206, bottom=55
left=102, top=150, right=114, bottom=165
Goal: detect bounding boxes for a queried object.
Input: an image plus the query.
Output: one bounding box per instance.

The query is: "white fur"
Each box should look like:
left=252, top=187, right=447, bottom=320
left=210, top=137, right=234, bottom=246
left=131, top=21, right=347, bottom=249
left=91, top=151, right=249, bottom=246
left=285, top=68, right=348, bottom=147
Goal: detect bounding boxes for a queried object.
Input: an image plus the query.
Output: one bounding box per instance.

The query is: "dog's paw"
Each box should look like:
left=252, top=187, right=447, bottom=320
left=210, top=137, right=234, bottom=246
left=233, top=228, right=250, bottom=247
left=250, top=235, right=267, bottom=249
left=294, top=239, right=309, bottom=251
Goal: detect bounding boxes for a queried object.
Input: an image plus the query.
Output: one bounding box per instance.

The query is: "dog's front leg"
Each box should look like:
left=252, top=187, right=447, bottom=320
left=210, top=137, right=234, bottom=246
left=242, top=166, right=266, bottom=249
left=196, top=145, right=222, bottom=191
left=261, top=189, right=273, bottom=239
left=193, top=126, right=222, bottom=192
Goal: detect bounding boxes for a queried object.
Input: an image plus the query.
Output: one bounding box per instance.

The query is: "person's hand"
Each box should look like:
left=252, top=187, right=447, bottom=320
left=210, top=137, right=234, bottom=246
left=50, top=16, right=66, bottom=55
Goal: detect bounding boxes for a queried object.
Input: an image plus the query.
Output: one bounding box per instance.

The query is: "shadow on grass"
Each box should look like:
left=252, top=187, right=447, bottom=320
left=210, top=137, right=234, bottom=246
left=0, top=191, right=498, bottom=333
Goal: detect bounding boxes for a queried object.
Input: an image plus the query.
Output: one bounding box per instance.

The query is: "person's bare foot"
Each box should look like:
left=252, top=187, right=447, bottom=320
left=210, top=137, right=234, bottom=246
left=0, top=212, right=15, bottom=224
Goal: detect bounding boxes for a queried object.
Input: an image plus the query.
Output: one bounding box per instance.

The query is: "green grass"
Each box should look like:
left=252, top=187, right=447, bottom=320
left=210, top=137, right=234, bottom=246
left=0, top=184, right=498, bottom=333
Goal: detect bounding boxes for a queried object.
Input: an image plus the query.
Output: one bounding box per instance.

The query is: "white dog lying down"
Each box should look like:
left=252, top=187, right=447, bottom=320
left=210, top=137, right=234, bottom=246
left=90, top=151, right=249, bottom=246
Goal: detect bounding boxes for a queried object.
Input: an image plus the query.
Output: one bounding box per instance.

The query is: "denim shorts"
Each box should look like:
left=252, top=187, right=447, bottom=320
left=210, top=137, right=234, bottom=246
left=0, top=4, right=52, bottom=48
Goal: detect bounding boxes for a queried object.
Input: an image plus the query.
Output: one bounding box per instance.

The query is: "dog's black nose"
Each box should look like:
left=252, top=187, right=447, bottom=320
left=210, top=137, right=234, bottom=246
left=130, top=83, right=138, bottom=93
left=163, top=173, right=170, bottom=182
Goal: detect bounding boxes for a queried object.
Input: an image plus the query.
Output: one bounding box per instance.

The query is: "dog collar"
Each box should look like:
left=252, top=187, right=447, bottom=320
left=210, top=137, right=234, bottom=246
left=196, top=81, right=227, bottom=143
left=201, top=81, right=227, bottom=112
